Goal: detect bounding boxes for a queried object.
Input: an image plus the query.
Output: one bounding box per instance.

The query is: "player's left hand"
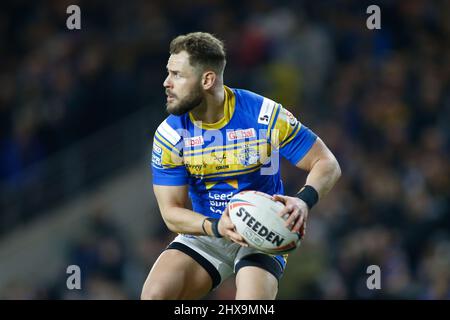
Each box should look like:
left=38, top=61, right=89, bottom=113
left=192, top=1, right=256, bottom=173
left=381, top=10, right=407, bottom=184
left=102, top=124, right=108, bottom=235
left=272, top=194, right=308, bottom=237
left=219, top=206, right=249, bottom=247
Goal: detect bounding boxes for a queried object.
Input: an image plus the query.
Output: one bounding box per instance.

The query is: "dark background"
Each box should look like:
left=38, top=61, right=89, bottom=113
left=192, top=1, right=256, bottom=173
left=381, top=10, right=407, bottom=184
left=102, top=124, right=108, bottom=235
left=0, top=0, right=448, bottom=299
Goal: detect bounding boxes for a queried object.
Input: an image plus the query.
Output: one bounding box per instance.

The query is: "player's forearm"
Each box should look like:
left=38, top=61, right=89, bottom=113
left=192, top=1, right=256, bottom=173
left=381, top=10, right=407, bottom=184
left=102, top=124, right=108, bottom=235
left=303, top=157, right=341, bottom=200
left=161, top=207, right=210, bottom=236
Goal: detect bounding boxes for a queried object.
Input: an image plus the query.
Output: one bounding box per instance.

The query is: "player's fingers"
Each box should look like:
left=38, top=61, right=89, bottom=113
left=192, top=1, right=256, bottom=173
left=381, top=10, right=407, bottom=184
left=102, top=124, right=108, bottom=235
left=222, top=216, right=235, bottom=229
left=284, top=206, right=300, bottom=228
left=221, top=209, right=235, bottom=226
left=227, top=230, right=248, bottom=246
left=218, top=215, right=236, bottom=237
left=298, top=220, right=307, bottom=238
left=292, top=212, right=306, bottom=233
left=272, top=194, right=288, bottom=203
left=278, top=204, right=293, bottom=218
left=230, top=230, right=245, bottom=242
left=230, top=237, right=248, bottom=247
left=224, top=226, right=238, bottom=237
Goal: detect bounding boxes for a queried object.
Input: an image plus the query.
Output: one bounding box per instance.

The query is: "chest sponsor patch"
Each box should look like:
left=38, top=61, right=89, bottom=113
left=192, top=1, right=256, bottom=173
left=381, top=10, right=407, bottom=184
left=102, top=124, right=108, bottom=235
left=184, top=135, right=204, bottom=147
left=227, top=128, right=256, bottom=141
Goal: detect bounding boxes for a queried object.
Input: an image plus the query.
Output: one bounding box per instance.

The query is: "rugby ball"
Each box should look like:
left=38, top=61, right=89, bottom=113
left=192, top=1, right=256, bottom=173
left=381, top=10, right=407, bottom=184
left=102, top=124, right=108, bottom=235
left=228, top=190, right=301, bottom=255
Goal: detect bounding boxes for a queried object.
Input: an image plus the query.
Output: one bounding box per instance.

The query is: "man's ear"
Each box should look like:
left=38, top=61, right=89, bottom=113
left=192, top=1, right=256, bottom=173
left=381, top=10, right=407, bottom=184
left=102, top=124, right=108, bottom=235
left=202, top=71, right=216, bottom=90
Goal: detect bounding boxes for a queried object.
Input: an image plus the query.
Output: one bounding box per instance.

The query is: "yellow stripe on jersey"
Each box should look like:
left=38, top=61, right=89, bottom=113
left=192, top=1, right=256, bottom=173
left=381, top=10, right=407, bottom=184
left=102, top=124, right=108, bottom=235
left=205, top=181, right=218, bottom=190
left=184, top=140, right=272, bottom=177
left=154, top=139, right=183, bottom=167
left=184, top=139, right=266, bottom=156
left=191, top=164, right=262, bottom=179
left=184, top=152, right=259, bottom=175
left=271, top=105, right=302, bottom=149
left=224, top=179, right=238, bottom=189
left=280, top=123, right=301, bottom=148
left=155, top=131, right=182, bottom=154
left=267, top=104, right=281, bottom=146
left=205, top=179, right=238, bottom=190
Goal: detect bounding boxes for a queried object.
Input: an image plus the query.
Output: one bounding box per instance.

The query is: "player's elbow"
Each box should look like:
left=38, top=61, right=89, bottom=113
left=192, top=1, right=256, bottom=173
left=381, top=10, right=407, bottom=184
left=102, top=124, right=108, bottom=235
left=162, top=211, right=187, bottom=234
left=166, top=223, right=180, bottom=234
left=319, top=154, right=341, bottom=185
left=328, top=156, right=341, bottom=184
left=162, top=216, right=179, bottom=233
left=333, top=157, right=342, bottom=181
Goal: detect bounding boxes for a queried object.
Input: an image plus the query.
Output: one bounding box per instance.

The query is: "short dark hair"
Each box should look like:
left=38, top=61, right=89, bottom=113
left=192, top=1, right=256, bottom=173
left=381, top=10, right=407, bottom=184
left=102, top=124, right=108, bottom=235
left=169, top=32, right=226, bottom=75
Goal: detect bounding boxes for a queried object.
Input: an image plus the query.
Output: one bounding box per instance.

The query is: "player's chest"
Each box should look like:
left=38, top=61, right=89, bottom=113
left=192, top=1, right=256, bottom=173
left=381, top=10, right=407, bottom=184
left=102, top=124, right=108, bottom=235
left=183, top=138, right=272, bottom=178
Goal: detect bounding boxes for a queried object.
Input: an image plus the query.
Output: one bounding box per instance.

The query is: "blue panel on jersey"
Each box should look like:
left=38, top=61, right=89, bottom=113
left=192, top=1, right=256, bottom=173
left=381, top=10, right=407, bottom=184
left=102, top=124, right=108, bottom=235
left=152, top=165, right=188, bottom=186
left=280, top=125, right=317, bottom=165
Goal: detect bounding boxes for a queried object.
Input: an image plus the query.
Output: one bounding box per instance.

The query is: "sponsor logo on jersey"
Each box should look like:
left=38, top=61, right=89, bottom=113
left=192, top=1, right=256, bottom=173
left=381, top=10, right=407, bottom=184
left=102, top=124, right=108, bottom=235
left=238, top=145, right=259, bottom=166
left=153, top=143, right=162, bottom=154
left=152, top=153, right=162, bottom=168
left=185, top=162, right=206, bottom=171
left=184, top=135, right=204, bottom=147
left=211, top=152, right=227, bottom=164
left=227, top=128, right=256, bottom=141
left=216, top=165, right=230, bottom=170
left=258, top=98, right=276, bottom=125
left=208, top=191, right=235, bottom=215
left=285, top=110, right=298, bottom=127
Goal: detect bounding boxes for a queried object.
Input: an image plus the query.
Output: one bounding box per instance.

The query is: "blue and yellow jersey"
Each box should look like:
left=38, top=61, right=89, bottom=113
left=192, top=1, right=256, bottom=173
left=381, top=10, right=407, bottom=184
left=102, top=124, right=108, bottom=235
left=151, top=86, right=317, bottom=219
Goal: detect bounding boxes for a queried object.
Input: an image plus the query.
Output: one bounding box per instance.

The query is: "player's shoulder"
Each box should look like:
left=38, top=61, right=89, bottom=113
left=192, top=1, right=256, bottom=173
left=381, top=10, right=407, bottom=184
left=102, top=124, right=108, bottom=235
left=232, top=88, right=265, bottom=108
left=231, top=87, right=280, bottom=126
left=154, top=114, right=187, bottom=146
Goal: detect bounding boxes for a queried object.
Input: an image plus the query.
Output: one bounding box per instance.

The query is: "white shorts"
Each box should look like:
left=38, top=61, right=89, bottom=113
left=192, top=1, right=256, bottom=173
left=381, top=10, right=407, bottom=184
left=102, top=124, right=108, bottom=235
left=166, top=234, right=287, bottom=290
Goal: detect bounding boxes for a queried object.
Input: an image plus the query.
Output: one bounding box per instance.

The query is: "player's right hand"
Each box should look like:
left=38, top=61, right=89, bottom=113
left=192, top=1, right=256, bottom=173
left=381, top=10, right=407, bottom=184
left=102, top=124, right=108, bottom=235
left=219, top=207, right=248, bottom=247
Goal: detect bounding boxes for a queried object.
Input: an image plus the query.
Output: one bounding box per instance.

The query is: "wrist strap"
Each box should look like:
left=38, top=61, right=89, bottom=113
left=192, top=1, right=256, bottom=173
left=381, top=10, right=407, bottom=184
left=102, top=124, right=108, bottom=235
left=207, top=218, right=222, bottom=238
left=296, top=185, right=319, bottom=210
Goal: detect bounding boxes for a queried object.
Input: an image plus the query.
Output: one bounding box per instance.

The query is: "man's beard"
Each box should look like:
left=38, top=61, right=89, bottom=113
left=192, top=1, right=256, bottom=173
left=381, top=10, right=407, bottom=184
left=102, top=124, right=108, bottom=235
left=166, top=88, right=203, bottom=116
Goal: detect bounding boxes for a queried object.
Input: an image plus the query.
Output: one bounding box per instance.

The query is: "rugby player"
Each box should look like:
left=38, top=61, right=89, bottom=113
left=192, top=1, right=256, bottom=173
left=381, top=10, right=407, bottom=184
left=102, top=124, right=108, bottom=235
left=141, top=32, right=341, bottom=300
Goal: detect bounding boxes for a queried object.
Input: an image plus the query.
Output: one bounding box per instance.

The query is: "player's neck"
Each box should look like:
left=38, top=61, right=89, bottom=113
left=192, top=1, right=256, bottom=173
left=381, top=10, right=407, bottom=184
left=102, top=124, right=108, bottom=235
left=191, top=86, right=225, bottom=124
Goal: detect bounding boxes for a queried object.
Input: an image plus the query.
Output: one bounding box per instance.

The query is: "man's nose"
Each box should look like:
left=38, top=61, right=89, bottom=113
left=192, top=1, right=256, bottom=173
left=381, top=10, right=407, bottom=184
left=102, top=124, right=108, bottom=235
left=163, top=76, right=172, bottom=88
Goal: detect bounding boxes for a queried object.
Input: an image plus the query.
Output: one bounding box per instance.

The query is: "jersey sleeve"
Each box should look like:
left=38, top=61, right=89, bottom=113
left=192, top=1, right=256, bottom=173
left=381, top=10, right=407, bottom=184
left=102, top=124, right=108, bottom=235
left=151, top=120, right=188, bottom=186
left=270, top=105, right=317, bottom=165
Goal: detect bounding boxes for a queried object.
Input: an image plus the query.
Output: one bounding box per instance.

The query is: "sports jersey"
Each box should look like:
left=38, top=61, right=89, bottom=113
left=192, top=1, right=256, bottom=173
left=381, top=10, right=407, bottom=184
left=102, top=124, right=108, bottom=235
left=151, top=86, right=317, bottom=219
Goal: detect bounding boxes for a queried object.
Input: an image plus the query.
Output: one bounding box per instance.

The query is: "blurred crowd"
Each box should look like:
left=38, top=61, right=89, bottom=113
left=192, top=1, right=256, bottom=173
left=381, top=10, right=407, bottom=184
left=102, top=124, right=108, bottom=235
left=1, top=0, right=449, bottom=299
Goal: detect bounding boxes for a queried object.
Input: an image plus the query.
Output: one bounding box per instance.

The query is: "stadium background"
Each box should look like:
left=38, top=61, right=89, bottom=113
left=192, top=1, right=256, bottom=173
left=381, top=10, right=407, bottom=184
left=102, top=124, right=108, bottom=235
left=0, top=0, right=449, bottom=299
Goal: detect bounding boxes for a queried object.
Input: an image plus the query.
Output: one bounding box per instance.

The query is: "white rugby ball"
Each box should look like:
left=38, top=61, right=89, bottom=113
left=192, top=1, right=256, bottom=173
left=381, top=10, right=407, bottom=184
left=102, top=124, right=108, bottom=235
left=228, top=190, right=301, bottom=255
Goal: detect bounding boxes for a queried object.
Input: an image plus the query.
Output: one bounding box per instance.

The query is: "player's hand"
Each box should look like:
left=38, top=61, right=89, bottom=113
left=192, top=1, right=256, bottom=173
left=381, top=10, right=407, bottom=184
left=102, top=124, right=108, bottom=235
left=218, top=207, right=248, bottom=247
left=272, top=194, right=308, bottom=237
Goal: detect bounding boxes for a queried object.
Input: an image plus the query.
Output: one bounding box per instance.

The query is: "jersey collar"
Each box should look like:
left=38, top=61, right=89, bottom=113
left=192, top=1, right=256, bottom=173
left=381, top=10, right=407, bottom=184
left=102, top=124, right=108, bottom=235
left=189, top=85, right=236, bottom=130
